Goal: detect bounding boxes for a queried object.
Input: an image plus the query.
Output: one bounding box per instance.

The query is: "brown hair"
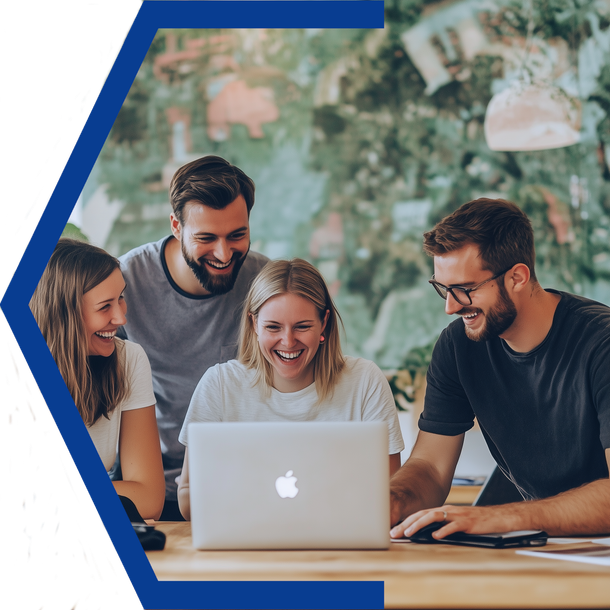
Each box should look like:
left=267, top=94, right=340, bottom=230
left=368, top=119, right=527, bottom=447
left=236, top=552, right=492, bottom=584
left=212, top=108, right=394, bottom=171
left=423, top=198, right=537, bottom=281
left=238, top=259, right=346, bottom=401
left=30, top=238, right=129, bottom=426
left=169, top=155, right=255, bottom=224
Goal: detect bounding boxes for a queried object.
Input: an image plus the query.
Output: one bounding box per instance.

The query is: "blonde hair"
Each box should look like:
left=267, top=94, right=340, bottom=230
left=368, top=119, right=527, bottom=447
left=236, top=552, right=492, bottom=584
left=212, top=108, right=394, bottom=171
left=238, top=258, right=346, bottom=400
left=30, top=238, right=128, bottom=426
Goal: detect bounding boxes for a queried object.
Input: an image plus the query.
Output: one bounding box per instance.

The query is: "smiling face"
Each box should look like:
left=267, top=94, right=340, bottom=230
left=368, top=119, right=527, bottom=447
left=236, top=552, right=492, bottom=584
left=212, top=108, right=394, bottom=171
left=254, top=293, right=329, bottom=393
left=172, top=195, right=250, bottom=295
left=434, top=244, right=517, bottom=342
left=81, top=268, right=127, bottom=357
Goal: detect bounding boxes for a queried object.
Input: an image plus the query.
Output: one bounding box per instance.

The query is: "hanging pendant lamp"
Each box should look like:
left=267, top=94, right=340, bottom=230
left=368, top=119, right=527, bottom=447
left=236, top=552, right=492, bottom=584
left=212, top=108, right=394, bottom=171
left=484, top=80, right=581, bottom=151
left=484, top=0, right=581, bottom=152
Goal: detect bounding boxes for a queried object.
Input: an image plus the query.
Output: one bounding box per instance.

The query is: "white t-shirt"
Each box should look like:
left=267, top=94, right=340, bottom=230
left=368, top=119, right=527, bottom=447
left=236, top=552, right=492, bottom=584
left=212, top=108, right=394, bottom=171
left=179, top=356, right=404, bottom=454
left=87, top=340, right=156, bottom=471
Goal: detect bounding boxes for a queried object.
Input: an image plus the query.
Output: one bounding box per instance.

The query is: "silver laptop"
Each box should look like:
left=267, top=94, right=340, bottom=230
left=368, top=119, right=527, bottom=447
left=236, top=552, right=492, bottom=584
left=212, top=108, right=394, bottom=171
left=187, top=421, right=390, bottom=550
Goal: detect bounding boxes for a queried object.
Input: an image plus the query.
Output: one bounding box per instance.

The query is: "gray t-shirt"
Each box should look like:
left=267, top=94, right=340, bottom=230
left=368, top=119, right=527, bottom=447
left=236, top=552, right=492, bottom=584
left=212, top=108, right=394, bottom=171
left=118, top=236, right=268, bottom=498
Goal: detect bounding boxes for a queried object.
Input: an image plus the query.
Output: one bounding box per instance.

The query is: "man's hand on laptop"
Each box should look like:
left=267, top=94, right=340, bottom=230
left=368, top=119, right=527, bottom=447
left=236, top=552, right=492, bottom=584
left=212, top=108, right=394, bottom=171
left=390, top=504, right=522, bottom=540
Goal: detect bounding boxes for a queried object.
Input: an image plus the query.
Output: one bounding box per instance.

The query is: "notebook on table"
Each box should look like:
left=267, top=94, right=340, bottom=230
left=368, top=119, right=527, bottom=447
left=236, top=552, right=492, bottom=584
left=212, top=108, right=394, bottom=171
left=187, top=421, right=390, bottom=550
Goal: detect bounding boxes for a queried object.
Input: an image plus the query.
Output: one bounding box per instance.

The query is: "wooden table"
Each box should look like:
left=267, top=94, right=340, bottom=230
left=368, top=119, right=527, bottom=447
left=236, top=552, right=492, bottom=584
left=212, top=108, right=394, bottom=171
left=146, top=522, right=610, bottom=608
left=445, top=484, right=481, bottom=505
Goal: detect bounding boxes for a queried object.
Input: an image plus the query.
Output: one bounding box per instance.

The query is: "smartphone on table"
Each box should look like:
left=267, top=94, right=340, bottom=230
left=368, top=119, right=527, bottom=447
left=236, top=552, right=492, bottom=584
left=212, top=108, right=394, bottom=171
left=406, top=523, right=548, bottom=548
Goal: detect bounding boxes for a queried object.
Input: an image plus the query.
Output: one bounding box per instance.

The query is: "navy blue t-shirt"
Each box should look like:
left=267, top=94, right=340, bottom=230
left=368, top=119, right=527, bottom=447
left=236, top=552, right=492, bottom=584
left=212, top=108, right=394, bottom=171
left=419, top=290, right=610, bottom=500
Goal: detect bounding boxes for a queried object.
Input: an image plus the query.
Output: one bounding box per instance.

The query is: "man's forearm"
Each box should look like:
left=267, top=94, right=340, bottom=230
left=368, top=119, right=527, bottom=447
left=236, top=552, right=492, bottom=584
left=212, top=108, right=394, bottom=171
left=391, top=477, right=610, bottom=539
left=390, top=457, right=451, bottom=526
left=514, top=478, right=610, bottom=535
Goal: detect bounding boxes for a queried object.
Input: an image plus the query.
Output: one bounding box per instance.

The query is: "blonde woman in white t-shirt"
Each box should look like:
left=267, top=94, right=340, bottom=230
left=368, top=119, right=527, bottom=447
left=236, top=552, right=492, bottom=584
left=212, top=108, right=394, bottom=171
left=31, top=238, right=165, bottom=520
left=178, top=258, right=404, bottom=520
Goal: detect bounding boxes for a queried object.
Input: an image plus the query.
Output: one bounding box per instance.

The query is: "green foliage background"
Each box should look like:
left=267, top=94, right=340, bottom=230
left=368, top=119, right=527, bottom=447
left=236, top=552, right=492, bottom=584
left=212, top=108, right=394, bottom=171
left=82, top=0, right=610, bottom=374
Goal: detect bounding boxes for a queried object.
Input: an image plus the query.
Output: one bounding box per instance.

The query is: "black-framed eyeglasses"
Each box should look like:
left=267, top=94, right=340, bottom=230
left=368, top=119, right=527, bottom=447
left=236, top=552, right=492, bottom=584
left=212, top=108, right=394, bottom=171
left=428, top=267, right=513, bottom=306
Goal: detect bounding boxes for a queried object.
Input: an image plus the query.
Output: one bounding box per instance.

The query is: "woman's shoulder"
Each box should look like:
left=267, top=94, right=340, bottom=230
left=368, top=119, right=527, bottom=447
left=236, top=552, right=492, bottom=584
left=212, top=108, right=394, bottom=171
left=191, top=360, right=256, bottom=407
left=342, top=355, right=383, bottom=377
left=117, top=339, right=153, bottom=386
left=116, top=339, right=156, bottom=410
left=338, top=356, right=389, bottom=393
left=119, top=338, right=143, bottom=354
left=202, top=359, right=254, bottom=383
left=119, top=338, right=149, bottom=364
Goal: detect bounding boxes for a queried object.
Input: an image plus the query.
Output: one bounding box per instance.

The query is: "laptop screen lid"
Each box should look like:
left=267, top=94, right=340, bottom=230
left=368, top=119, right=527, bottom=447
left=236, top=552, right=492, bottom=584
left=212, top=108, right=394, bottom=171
left=187, top=421, right=390, bottom=550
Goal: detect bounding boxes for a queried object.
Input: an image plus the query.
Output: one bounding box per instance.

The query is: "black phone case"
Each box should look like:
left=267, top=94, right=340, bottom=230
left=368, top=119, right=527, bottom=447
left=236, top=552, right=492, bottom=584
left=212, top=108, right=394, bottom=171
left=410, top=528, right=548, bottom=548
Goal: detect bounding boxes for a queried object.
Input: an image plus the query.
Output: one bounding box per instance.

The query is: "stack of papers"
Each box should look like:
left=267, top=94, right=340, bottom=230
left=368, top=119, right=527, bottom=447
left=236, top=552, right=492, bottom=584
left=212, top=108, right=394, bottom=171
left=517, top=538, right=610, bottom=566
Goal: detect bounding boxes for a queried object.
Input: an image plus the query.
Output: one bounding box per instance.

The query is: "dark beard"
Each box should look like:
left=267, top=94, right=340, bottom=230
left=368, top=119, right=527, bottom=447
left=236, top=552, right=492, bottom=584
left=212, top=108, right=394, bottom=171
left=462, top=282, right=517, bottom=342
left=182, top=241, right=249, bottom=296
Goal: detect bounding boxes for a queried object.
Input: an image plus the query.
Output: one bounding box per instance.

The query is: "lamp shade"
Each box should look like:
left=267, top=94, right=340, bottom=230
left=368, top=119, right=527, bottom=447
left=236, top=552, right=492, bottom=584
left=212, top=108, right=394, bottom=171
left=484, top=82, right=581, bottom=151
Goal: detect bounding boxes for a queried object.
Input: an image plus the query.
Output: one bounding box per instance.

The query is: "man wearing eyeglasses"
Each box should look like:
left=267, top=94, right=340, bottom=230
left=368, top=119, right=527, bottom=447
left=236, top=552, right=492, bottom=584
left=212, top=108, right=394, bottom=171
left=390, top=198, right=610, bottom=539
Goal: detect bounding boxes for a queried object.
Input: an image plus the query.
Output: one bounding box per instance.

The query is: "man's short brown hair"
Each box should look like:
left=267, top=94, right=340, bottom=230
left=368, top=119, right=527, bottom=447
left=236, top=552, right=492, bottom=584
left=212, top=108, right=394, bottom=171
left=169, top=155, right=255, bottom=224
left=423, top=198, right=537, bottom=281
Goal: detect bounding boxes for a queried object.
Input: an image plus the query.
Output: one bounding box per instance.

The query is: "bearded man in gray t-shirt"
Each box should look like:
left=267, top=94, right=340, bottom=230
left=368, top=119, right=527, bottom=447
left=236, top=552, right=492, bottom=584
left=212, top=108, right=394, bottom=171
left=117, top=156, right=268, bottom=519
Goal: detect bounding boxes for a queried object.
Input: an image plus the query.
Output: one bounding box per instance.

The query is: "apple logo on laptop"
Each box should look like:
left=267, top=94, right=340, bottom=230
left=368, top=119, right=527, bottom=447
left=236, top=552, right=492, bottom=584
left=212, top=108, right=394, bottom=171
left=275, top=470, right=299, bottom=498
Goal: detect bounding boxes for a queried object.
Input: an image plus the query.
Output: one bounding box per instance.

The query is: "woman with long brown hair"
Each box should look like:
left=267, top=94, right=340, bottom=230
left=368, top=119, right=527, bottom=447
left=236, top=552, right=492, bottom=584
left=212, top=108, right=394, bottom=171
left=31, top=238, right=164, bottom=520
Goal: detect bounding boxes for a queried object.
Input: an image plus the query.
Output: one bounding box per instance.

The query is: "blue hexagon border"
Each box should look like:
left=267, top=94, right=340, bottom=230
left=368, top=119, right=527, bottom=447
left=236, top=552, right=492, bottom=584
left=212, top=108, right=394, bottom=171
left=2, top=2, right=385, bottom=609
